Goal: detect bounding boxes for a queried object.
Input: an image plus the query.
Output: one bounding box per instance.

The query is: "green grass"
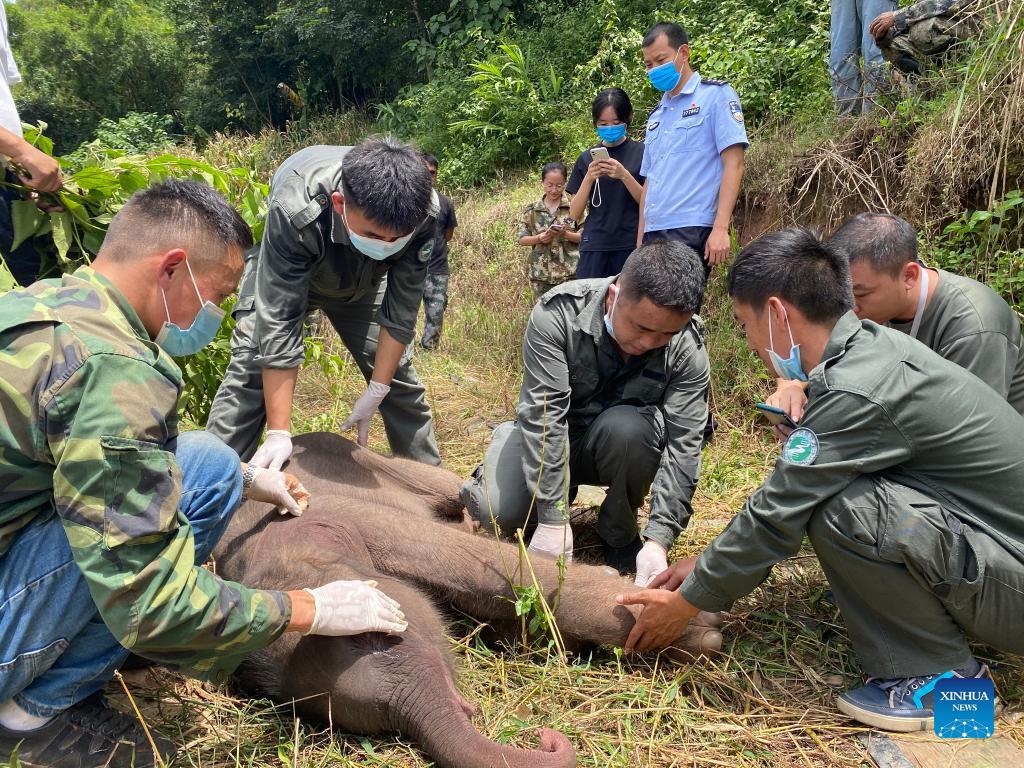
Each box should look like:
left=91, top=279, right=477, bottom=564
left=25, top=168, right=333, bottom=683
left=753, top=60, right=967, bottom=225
left=93, top=178, right=1024, bottom=767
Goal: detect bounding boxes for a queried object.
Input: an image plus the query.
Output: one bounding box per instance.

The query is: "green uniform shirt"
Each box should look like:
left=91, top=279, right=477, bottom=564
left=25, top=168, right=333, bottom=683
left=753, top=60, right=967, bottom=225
left=889, top=269, right=1024, bottom=414
left=0, top=267, right=290, bottom=679
left=246, top=145, right=439, bottom=368
left=682, top=312, right=1024, bottom=612
left=516, top=195, right=582, bottom=285
left=519, top=278, right=709, bottom=547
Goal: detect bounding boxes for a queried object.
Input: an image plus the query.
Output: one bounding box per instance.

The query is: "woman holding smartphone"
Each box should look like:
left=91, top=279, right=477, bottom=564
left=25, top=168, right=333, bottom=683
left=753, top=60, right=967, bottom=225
left=566, top=88, right=645, bottom=278
left=516, top=160, right=582, bottom=300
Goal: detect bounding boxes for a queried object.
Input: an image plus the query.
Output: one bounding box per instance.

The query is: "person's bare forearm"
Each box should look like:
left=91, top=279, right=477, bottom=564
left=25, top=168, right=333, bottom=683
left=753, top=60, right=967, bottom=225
left=568, top=179, right=593, bottom=222
left=372, top=326, right=404, bottom=385
left=263, top=367, right=300, bottom=431
left=0, top=125, right=27, bottom=158
left=284, top=590, right=313, bottom=633
left=713, top=146, right=745, bottom=232
left=621, top=172, right=643, bottom=204
left=636, top=181, right=648, bottom=248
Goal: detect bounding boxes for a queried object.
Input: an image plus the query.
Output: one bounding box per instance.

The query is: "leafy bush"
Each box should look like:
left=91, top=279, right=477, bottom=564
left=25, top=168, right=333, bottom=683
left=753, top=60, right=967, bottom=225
left=64, top=113, right=176, bottom=169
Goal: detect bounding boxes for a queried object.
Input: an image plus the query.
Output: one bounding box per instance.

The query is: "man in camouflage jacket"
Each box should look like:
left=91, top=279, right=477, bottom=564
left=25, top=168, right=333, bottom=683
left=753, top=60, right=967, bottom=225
left=870, top=0, right=982, bottom=74
left=0, top=181, right=407, bottom=768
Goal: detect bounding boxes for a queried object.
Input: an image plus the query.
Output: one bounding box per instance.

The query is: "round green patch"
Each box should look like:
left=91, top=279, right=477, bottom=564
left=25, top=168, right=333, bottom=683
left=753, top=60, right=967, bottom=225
left=783, top=427, right=819, bottom=466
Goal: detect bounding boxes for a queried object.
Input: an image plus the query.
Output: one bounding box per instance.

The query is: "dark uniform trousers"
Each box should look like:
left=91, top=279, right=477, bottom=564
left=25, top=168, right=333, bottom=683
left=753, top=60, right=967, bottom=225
left=465, top=404, right=664, bottom=547
left=208, top=277, right=441, bottom=465
left=809, top=475, right=1024, bottom=678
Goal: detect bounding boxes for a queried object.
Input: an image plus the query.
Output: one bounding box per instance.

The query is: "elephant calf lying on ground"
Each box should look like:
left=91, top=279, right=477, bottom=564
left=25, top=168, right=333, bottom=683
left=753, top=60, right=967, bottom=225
left=212, top=432, right=723, bottom=768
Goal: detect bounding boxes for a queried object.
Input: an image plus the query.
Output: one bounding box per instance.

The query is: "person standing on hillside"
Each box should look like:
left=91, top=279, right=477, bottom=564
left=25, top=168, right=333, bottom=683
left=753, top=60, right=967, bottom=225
left=766, top=213, right=1024, bottom=423
left=461, top=240, right=710, bottom=584
left=869, top=0, right=982, bottom=75
left=0, top=1, right=63, bottom=287
left=516, top=161, right=582, bottom=300
left=420, top=154, right=458, bottom=350
left=637, top=21, right=748, bottom=273
left=621, top=228, right=1024, bottom=733
left=830, top=0, right=898, bottom=114
left=207, top=137, right=443, bottom=468
left=566, top=88, right=645, bottom=279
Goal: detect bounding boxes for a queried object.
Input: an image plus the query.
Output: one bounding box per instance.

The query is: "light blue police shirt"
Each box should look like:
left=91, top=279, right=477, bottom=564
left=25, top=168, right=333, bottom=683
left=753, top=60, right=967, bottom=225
left=640, top=71, right=749, bottom=232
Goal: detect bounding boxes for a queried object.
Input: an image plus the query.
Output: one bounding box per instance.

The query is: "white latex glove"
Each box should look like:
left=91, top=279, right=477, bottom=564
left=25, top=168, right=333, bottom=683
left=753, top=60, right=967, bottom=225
left=634, top=540, right=669, bottom=587
left=527, top=522, right=574, bottom=562
left=303, top=579, right=408, bottom=636
left=251, top=429, right=293, bottom=470
left=246, top=467, right=309, bottom=516
left=341, top=380, right=391, bottom=446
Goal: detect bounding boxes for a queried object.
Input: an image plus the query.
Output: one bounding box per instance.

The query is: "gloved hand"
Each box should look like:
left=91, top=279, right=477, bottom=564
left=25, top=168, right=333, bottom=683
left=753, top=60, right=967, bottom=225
left=304, top=580, right=408, bottom=636
left=251, top=429, right=293, bottom=470
left=341, top=381, right=391, bottom=446
left=527, top=522, right=574, bottom=562
left=634, top=540, right=669, bottom=587
left=246, top=467, right=310, bottom=516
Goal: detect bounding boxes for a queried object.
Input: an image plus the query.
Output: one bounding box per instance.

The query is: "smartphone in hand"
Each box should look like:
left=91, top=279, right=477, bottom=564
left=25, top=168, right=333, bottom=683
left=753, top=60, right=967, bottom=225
left=590, top=146, right=610, bottom=162
left=755, top=402, right=798, bottom=430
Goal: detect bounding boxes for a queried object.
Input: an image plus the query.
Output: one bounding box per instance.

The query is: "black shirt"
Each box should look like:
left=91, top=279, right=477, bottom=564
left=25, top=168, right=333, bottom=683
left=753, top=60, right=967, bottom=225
left=566, top=138, right=645, bottom=252
left=428, top=193, right=458, bottom=275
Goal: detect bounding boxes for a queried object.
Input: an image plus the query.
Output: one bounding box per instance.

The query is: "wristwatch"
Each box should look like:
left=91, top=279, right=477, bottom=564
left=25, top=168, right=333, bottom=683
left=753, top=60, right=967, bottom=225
left=241, top=464, right=259, bottom=499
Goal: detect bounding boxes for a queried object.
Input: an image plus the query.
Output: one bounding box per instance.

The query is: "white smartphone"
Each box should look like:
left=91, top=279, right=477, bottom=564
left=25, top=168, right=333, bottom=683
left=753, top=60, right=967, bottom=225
left=590, top=146, right=610, bottom=162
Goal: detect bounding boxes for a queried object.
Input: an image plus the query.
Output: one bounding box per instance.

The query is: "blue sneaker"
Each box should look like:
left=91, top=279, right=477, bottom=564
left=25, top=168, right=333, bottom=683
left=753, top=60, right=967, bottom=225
left=837, top=659, right=992, bottom=732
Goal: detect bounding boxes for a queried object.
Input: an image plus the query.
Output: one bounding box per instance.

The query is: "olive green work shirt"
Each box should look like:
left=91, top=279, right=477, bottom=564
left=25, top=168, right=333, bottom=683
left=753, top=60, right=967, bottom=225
left=682, top=312, right=1024, bottom=612
left=519, top=278, right=710, bottom=548
left=245, top=145, right=439, bottom=369
left=890, top=269, right=1024, bottom=414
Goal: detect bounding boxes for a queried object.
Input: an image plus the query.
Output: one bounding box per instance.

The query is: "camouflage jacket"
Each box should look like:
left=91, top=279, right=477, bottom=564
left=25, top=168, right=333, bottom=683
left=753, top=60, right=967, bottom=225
left=894, top=0, right=971, bottom=32
left=517, top=195, right=582, bottom=284
left=0, top=267, right=290, bottom=680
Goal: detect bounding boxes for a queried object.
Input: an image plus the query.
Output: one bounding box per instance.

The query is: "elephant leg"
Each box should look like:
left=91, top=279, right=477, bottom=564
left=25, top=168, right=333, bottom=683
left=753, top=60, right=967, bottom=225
left=352, top=507, right=722, bottom=656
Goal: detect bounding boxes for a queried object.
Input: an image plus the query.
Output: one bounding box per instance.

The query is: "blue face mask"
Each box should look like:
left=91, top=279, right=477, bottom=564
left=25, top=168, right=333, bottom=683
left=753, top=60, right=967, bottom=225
left=155, top=259, right=226, bottom=357
left=766, top=307, right=807, bottom=382
left=603, top=285, right=620, bottom=340
left=343, top=208, right=415, bottom=261
left=595, top=124, right=626, bottom=143
left=647, top=51, right=682, bottom=92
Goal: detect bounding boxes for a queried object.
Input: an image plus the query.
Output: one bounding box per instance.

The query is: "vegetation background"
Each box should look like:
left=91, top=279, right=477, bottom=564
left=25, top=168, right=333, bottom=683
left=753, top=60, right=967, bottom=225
left=1, top=0, right=1022, bottom=765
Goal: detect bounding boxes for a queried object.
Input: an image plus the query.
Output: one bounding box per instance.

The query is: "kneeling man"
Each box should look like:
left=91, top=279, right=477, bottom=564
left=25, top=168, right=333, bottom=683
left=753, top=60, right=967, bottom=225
left=461, top=240, right=709, bottom=585
left=623, top=227, right=1024, bottom=732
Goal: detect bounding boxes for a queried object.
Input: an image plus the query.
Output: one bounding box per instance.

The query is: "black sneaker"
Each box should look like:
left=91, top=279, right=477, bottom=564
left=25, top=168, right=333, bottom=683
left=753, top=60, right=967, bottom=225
left=0, top=693, right=176, bottom=768
left=603, top=535, right=643, bottom=576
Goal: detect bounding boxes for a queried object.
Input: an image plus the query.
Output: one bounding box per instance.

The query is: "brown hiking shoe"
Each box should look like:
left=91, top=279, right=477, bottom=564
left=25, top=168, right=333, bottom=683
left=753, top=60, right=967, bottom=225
left=0, top=693, right=176, bottom=768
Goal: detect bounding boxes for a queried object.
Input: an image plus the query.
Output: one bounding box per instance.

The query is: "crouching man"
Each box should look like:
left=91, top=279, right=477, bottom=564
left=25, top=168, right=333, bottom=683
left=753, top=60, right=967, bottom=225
left=461, top=240, right=710, bottom=585
left=0, top=181, right=407, bottom=768
left=621, top=227, right=1024, bottom=732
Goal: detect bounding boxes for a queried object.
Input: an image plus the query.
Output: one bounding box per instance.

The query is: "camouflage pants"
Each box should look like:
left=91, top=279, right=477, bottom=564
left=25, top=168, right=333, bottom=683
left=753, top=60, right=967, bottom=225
left=879, top=17, right=976, bottom=74
left=0, top=432, right=240, bottom=714
left=420, top=272, right=449, bottom=350
left=808, top=475, right=1024, bottom=678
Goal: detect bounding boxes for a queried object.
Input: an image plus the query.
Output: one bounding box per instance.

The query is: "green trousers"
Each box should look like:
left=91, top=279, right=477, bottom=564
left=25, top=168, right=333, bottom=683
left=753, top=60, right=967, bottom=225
left=460, top=405, right=664, bottom=547
left=207, top=279, right=441, bottom=465
left=808, top=475, right=1024, bottom=678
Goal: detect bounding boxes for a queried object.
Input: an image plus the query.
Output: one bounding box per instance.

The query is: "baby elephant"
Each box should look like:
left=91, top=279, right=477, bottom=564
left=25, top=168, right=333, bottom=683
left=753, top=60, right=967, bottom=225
left=213, top=433, right=723, bottom=768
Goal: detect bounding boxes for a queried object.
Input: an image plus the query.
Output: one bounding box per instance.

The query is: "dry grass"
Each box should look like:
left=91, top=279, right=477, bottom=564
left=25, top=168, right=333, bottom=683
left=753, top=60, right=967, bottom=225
left=100, top=179, right=1024, bottom=767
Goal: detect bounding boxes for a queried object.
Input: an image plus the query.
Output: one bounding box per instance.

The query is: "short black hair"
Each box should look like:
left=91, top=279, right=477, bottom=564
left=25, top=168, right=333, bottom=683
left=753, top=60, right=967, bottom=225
left=423, top=153, right=439, bottom=169
left=592, top=88, right=633, bottom=126
left=541, top=161, right=567, bottom=181
left=829, top=212, right=919, bottom=278
left=643, top=21, right=688, bottom=49
left=728, top=227, right=853, bottom=323
left=341, top=135, right=432, bottom=233
left=102, top=178, right=252, bottom=262
left=619, top=240, right=704, bottom=313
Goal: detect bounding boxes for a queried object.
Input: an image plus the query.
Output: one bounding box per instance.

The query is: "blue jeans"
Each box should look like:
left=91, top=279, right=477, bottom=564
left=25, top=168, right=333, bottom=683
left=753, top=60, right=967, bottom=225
left=830, top=0, right=897, bottom=114
left=0, top=431, right=242, bottom=717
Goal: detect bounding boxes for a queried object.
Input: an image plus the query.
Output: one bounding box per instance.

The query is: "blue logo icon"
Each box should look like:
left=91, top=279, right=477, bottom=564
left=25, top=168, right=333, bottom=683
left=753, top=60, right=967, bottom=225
left=934, top=676, right=995, bottom=738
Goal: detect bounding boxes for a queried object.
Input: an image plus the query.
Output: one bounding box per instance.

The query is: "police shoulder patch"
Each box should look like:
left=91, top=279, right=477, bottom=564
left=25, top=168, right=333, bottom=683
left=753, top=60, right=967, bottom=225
left=701, top=77, right=727, bottom=86
left=729, top=100, right=744, bottom=123
left=782, top=427, right=819, bottom=466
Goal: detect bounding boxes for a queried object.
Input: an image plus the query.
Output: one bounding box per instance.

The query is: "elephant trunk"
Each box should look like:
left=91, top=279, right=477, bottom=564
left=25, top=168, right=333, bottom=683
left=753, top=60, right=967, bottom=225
left=398, top=689, right=576, bottom=768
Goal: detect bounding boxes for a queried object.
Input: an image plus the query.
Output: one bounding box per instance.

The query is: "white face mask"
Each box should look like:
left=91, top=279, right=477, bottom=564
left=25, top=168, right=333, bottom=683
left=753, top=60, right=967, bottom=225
left=908, top=267, right=930, bottom=339
left=343, top=209, right=414, bottom=261
left=603, top=285, right=620, bottom=340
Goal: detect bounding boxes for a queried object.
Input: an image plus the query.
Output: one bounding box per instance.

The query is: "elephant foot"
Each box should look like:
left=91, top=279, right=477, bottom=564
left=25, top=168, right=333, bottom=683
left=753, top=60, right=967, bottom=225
left=663, top=610, right=725, bottom=661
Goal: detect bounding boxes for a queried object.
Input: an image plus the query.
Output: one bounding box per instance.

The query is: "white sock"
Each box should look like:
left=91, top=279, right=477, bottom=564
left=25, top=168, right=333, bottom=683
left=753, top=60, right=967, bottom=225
left=0, top=698, right=55, bottom=731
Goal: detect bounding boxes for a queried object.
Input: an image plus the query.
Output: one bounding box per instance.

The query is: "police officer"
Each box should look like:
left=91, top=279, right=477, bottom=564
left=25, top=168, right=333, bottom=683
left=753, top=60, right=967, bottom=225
left=620, top=228, right=1024, bottom=733
left=460, top=240, right=709, bottom=584
left=0, top=181, right=406, bottom=768
left=207, top=137, right=442, bottom=469
left=768, top=213, right=1024, bottom=421
left=637, top=22, right=748, bottom=271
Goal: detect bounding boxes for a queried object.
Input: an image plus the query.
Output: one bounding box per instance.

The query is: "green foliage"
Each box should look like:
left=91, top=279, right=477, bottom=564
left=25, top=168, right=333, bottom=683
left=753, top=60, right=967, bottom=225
left=7, top=0, right=188, bottom=151
left=64, top=113, right=176, bottom=169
